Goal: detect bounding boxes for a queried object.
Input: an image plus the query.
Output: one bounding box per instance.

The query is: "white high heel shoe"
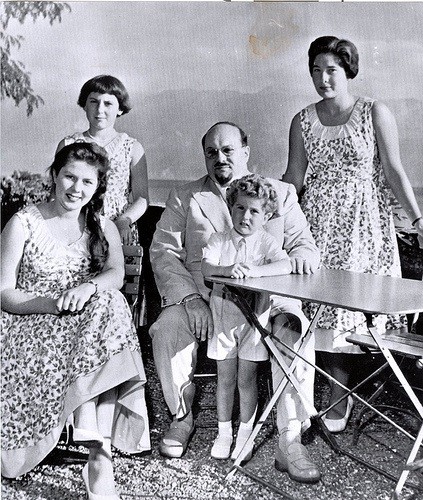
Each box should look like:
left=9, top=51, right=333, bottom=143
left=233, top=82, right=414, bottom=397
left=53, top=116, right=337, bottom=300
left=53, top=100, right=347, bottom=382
left=322, top=395, right=354, bottom=433
left=82, top=464, right=121, bottom=500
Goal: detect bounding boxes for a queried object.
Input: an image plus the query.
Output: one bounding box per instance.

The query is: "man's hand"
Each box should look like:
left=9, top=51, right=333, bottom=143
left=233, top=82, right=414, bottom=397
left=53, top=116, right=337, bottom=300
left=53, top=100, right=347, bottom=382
left=289, top=256, right=316, bottom=275
left=184, top=298, right=213, bottom=342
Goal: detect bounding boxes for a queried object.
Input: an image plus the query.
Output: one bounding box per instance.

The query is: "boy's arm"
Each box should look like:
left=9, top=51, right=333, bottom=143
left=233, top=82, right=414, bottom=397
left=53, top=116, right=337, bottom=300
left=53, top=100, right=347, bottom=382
left=201, top=258, right=250, bottom=280
left=201, top=259, right=229, bottom=277
left=246, top=258, right=292, bottom=278
left=244, top=234, right=292, bottom=278
left=202, top=232, right=240, bottom=278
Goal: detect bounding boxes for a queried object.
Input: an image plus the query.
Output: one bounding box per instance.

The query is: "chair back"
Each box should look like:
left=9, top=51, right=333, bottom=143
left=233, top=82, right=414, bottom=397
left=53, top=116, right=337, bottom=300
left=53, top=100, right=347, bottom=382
left=122, top=244, right=144, bottom=326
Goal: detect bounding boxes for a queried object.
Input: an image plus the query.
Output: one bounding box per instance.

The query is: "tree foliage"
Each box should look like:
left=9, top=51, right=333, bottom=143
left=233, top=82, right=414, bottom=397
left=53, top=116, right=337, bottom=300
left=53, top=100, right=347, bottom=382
left=0, top=2, right=71, bottom=116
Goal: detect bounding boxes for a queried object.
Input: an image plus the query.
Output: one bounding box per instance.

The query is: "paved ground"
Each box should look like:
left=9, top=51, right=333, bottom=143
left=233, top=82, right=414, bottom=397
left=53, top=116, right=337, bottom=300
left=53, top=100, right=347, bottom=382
left=2, top=336, right=423, bottom=500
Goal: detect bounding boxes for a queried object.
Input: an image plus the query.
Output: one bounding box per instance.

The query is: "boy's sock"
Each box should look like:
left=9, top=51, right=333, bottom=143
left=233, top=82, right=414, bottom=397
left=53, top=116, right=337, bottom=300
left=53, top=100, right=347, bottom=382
left=231, top=408, right=257, bottom=460
left=218, top=420, right=233, bottom=434
left=279, top=420, right=302, bottom=447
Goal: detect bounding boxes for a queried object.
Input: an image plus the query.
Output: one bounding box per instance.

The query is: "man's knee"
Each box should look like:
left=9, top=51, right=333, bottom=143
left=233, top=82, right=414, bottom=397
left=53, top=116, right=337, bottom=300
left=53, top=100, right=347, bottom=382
left=149, top=305, right=195, bottom=349
left=272, top=312, right=302, bottom=336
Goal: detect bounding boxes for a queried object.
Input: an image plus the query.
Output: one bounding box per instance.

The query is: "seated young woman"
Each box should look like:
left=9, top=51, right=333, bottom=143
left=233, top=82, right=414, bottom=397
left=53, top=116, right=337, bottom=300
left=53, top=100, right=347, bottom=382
left=1, top=142, right=150, bottom=499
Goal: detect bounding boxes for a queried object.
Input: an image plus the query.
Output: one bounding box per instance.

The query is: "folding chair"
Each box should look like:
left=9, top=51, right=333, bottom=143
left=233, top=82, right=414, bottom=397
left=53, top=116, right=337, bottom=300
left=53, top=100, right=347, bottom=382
left=346, top=323, right=423, bottom=498
left=122, top=244, right=145, bottom=327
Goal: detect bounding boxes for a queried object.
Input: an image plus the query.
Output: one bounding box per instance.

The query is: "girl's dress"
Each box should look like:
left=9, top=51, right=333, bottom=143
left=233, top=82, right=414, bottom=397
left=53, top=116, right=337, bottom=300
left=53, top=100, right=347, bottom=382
left=299, top=97, right=406, bottom=353
left=63, top=132, right=140, bottom=245
left=1, top=205, right=150, bottom=478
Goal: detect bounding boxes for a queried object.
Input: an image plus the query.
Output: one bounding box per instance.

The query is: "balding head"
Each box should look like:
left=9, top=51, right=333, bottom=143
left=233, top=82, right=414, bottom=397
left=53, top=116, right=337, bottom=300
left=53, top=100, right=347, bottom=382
left=202, top=122, right=250, bottom=187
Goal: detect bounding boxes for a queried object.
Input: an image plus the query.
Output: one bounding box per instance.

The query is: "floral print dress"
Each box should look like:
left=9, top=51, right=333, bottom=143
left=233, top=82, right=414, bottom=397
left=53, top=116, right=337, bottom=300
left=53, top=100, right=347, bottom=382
left=300, top=97, right=406, bottom=353
left=1, top=205, right=150, bottom=478
left=63, top=132, right=140, bottom=245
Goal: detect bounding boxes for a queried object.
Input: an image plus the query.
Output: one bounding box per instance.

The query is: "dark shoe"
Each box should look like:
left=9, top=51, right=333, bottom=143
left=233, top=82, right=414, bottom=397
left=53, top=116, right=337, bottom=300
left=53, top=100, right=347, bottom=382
left=159, top=416, right=195, bottom=458
left=275, top=438, right=321, bottom=483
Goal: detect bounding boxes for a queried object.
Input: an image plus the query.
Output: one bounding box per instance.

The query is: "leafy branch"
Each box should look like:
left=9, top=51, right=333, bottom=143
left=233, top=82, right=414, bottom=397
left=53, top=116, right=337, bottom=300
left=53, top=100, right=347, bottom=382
left=0, top=2, right=71, bottom=116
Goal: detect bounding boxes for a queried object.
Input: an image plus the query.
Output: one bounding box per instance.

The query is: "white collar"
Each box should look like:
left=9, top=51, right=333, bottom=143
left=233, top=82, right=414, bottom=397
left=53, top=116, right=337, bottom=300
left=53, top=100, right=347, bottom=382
left=230, top=227, right=262, bottom=246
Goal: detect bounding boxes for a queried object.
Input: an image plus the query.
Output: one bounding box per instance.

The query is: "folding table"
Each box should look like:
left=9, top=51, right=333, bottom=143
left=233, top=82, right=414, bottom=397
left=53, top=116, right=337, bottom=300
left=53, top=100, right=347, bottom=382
left=207, top=268, right=423, bottom=498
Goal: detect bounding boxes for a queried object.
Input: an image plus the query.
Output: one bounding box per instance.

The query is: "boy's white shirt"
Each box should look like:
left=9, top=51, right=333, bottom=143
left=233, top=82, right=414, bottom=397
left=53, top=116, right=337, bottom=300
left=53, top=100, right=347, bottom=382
left=202, top=228, right=289, bottom=266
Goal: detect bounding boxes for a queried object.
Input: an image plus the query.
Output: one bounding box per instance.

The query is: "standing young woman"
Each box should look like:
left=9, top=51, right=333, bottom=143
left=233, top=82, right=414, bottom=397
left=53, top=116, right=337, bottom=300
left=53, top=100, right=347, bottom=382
left=283, top=36, right=423, bottom=432
left=57, top=75, right=148, bottom=245
left=1, top=143, right=150, bottom=499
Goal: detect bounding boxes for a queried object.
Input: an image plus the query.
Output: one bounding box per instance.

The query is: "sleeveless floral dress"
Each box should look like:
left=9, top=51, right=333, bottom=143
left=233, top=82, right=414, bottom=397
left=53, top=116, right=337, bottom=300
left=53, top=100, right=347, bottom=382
left=1, top=205, right=150, bottom=478
left=63, top=132, right=140, bottom=245
left=300, top=97, right=406, bottom=353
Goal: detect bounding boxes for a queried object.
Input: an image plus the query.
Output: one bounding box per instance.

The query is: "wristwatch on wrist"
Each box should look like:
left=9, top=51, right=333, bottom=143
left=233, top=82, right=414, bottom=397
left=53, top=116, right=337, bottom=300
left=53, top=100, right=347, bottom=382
left=176, top=293, right=202, bottom=305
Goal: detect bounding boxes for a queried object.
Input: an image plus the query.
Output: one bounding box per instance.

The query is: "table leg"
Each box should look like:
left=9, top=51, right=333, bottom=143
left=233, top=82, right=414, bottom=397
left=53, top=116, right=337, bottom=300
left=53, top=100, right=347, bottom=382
left=226, top=287, right=324, bottom=477
left=394, top=423, right=423, bottom=499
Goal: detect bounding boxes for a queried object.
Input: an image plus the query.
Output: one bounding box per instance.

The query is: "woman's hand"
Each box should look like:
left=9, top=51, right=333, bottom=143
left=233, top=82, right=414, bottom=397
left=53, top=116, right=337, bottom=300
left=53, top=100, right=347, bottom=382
left=55, top=282, right=96, bottom=313
left=115, top=217, right=132, bottom=245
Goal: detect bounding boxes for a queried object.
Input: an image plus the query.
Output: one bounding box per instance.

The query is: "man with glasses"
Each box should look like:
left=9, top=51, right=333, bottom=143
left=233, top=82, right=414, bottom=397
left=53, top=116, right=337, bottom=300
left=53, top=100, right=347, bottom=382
left=150, top=122, right=321, bottom=483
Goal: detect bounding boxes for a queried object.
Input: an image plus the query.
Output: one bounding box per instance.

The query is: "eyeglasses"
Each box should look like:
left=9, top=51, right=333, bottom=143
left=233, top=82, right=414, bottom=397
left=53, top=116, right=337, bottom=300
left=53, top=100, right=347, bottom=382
left=204, top=146, right=243, bottom=159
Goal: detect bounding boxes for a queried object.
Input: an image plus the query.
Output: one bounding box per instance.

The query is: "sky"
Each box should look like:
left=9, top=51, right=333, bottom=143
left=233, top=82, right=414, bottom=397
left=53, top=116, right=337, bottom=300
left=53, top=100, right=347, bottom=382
left=1, top=2, right=422, bottom=204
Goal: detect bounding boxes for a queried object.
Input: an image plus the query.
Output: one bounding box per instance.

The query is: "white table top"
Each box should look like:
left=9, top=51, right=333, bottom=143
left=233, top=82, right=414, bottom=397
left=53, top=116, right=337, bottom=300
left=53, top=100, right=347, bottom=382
left=207, top=267, right=423, bottom=315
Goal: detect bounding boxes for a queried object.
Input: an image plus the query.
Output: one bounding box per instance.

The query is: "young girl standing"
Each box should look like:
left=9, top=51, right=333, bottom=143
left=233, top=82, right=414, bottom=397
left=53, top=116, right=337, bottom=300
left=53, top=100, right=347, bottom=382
left=57, top=75, right=148, bottom=245
left=283, top=36, right=423, bottom=431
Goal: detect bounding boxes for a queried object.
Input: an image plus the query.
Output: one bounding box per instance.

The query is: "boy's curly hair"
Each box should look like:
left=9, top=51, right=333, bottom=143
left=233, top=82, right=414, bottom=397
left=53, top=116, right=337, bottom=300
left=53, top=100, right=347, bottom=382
left=226, top=174, right=278, bottom=216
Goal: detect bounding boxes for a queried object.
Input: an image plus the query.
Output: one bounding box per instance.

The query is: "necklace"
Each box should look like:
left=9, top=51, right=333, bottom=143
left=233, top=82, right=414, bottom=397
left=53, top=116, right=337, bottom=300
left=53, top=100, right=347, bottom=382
left=86, top=131, right=118, bottom=148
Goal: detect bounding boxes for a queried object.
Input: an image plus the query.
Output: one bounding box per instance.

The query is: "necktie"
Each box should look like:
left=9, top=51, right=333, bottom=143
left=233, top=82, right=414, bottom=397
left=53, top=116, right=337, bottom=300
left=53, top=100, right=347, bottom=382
left=235, top=238, right=247, bottom=263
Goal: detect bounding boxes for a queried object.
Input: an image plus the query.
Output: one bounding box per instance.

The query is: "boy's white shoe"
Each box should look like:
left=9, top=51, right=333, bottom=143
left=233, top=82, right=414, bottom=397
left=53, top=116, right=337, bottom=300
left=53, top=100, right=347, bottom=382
left=231, top=432, right=254, bottom=462
left=211, top=433, right=233, bottom=459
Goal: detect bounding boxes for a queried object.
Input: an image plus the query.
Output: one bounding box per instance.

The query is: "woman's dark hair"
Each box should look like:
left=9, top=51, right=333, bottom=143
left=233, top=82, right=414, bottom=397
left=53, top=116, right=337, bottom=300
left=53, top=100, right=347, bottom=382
left=201, top=121, right=248, bottom=150
left=77, top=75, right=131, bottom=115
left=227, top=174, right=278, bottom=216
left=308, top=36, right=359, bottom=79
left=49, top=142, right=110, bottom=273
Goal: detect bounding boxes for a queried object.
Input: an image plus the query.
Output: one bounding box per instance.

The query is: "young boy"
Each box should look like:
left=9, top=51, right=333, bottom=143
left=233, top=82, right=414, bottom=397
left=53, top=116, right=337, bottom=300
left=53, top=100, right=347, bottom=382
left=201, top=174, right=292, bottom=460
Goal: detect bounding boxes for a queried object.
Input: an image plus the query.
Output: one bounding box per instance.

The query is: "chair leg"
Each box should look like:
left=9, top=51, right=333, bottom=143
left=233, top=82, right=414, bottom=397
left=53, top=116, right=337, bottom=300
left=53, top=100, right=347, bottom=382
left=353, top=377, right=389, bottom=445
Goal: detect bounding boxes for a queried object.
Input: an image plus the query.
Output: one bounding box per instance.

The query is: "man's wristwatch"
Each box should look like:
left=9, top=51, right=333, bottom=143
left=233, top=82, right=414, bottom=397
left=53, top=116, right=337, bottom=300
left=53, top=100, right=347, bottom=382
left=176, top=293, right=202, bottom=305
